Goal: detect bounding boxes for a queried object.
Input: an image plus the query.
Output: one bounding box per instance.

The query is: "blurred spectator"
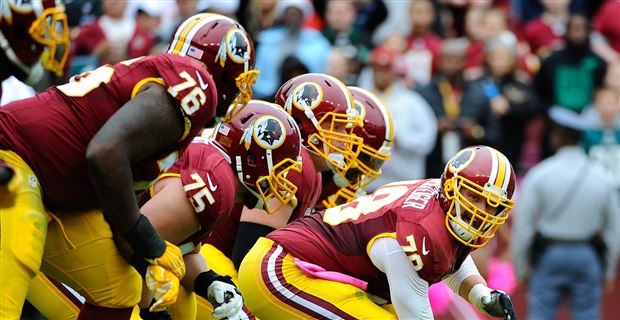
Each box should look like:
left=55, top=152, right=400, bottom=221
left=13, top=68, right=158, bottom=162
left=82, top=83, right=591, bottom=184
left=372, top=1, right=411, bottom=45
left=325, top=48, right=356, bottom=85
left=71, top=0, right=155, bottom=67
left=202, top=0, right=239, bottom=17
left=135, top=8, right=161, bottom=39
left=237, top=0, right=278, bottom=40
left=591, top=0, right=620, bottom=62
left=516, top=0, right=588, bottom=23
left=582, top=86, right=620, bottom=190
left=65, top=0, right=101, bottom=31
left=277, top=56, right=310, bottom=98
left=464, top=6, right=487, bottom=71
left=461, top=32, right=540, bottom=170
left=535, top=14, right=607, bottom=157
left=604, top=59, right=620, bottom=92
left=364, top=46, right=436, bottom=191
left=253, top=0, right=331, bottom=99
left=418, top=37, right=470, bottom=178
left=523, top=0, right=569, bottom=57
left=156, top=0, right=199, bottom=52
left=511, top=107, right=620, bottom=320
left=351, top=0, right=388, bottom=39
left=322, top=1, right=372, bottom=68
left=402, top=0, right=442, bottom=87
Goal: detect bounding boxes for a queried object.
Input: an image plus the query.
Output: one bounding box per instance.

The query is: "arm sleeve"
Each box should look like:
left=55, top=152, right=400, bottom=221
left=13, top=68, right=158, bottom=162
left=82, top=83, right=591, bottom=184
left=442, top=255, right=481, bottom=295
left=369, top=237, right=433, bottom=320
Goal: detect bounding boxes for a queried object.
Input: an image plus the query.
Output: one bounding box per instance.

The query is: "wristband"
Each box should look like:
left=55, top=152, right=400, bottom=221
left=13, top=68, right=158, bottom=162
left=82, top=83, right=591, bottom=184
left=194, top=270, right=235, bottom=299
left=468, top=283, right=493, bottom=311
left=124, top=214, right=166, bottom=260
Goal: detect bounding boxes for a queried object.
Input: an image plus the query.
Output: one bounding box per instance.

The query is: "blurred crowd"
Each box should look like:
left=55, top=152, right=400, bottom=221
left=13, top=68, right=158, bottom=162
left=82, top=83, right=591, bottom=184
left=9, top=0, right=618, bottom=185
left=3, top=0, right=619, bottom=319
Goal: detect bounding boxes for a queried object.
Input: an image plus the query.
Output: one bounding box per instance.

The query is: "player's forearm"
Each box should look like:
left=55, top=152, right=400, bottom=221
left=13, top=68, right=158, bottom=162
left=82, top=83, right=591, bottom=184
left=181, top=249, right=207, bottom=292
left=86, top=142, right=142, bottom=233
left=86, top=143, right=166, bottom=262
left=460, top=274, right=487, bottom=301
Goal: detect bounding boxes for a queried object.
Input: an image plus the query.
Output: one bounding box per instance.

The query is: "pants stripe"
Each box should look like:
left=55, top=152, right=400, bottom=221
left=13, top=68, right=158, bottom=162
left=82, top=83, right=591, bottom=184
left=260, top=243, right=353, bottom=319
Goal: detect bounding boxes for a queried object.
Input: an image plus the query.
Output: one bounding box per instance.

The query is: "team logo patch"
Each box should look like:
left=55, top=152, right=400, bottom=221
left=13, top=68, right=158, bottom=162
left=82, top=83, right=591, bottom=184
left=215, top=29, right=250, bottom=67
left=449, top=149, right=475, bottom=173
left=253, top=116, right=286, bottom=149
left=290, top=82, right=323, bottom=111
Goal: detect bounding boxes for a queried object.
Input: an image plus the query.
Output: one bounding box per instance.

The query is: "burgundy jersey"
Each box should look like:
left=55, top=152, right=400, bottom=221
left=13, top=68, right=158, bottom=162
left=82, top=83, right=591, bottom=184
left=268, top=179, right=473, bottom=301
left=0, top=54, right=217, bottom=211
left=287, top=148, right=322, bottom=220
left=205, top=148, right=322, bottom=256
left=164, top=138, right=239, bottom=245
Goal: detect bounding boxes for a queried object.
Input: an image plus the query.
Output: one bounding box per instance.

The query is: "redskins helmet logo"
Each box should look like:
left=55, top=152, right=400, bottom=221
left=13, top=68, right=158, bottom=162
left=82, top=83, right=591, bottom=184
left=352, top=99, right=366, bottom=121
left=253, top=116, right=286, bottom=150
left=289, top=82, right=323, bottom=112
left=215, top=29, right=250, bottom=67
left=449, top=148, right=475, bottom=173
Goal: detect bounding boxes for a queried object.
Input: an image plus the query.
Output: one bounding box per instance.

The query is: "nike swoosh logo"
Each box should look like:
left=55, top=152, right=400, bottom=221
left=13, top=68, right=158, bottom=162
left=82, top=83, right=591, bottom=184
left=196, top=71, right=209, bottom=90
left=422, top=237, right=430, bottom=255
left=206, top=173, right=217, bottom=192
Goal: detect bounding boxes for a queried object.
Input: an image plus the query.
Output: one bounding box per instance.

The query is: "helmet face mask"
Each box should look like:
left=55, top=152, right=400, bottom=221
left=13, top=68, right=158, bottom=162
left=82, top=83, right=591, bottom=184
left=441, top=146, right=515, bottom=248
left=30, top=5, right=69, bottom=76
left=276, top=74, right=364, bottom=188
left=167, top=13, right=258, bottom=122
left=345, top=87, right=393, bottom=190
left=211, top=100, right=302, bottom=214
left=308, top=111, right=363, bottom=176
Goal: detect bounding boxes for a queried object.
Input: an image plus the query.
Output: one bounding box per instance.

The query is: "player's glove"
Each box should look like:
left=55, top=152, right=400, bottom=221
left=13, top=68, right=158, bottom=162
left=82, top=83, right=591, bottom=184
left=195, top=270, right=244, bottom=319
left=481, top=290, right=516, bottom=320
left=145, top=241, right=186, bottom=279
left=146, top=264, right=180, bottom=312
left=469, top=284, right=517, bottom=320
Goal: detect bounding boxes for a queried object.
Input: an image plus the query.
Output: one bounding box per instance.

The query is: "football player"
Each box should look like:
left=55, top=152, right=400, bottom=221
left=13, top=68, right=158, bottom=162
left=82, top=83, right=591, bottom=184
left=135, top=100, right=302, bottom=319
left=195, top=73, right=365, bottom=319
left=0, top=0, right=69, bottom=86
left=0, top=0, right=69, bottom=208
left=238, top=146, right=518, bottom=320
left=0, top=13, right=257, bottom=319
left=318, top=86, right=394, bottom=209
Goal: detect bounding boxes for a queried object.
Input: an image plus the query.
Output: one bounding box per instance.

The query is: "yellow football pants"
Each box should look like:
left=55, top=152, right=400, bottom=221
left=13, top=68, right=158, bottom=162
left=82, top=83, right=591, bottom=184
left=40, top=209, right=143, bottom=309
left=26, top=272, right=144, bottom=320
left=238, top=237, right=396, bottom=320
left=0, top=150, right=48, bottom=320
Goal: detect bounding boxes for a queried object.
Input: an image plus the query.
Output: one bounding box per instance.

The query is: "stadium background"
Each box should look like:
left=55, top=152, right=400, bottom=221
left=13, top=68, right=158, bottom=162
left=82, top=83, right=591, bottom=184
left=3, top=0, right=619, bottom=319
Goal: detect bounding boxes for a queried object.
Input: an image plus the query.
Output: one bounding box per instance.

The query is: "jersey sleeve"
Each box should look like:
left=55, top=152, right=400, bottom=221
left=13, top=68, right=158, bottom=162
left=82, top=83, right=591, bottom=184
left=396, top=221, right=437, bottom=280
left=173, top=143, right=237, bottom=244
left=153, top=54, right=218, bottom=132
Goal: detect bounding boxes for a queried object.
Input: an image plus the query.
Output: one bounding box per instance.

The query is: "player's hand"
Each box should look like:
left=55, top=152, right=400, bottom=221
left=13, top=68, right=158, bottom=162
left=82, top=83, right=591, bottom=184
left=146, top=264, right=180, bottom=312
left=481, top=290, right=517, bottom=320
left=146, top=241, right=186, bottom=279
left=208, top=277, right=244, bottom=319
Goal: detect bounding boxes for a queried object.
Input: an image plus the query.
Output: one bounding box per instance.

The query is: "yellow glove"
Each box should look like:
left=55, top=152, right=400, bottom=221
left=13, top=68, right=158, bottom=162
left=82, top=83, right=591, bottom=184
left=146, top=264, right=180, bottom=312
left=146, top=241, right=186, bottom=279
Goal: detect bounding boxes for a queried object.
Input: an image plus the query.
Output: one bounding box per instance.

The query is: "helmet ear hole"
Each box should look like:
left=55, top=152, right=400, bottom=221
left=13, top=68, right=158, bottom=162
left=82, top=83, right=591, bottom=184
left=246, top=153, right=256, bottom=167
left=443, top=178, right=455, bottom=199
